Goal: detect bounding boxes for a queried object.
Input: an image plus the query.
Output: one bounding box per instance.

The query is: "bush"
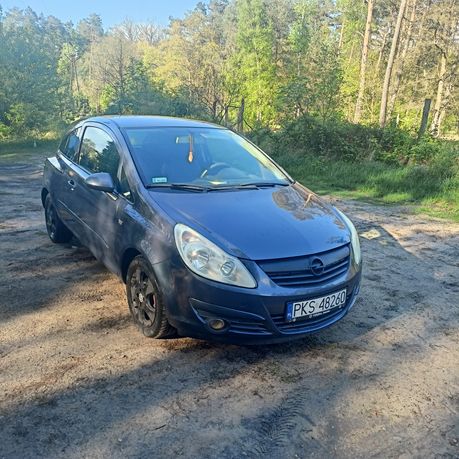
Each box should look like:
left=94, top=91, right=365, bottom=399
left=0, top=122, right=11, bottom=140
left=5, top=103, right=43, bottom=136
left=249, top=115, right=458, bottom=167
left=247, top=115, right=459, bottom=220
left=407, top=137, right=442, bottom=164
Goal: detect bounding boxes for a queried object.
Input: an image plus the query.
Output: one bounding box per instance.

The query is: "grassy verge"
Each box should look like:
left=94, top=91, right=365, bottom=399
left=250, top=116, right=459, bottom=222
left=1, top=134, right=458, bottom=221
left=272, top=153, right=459, bottom=222
left=0, top=138, right=59, bottom=163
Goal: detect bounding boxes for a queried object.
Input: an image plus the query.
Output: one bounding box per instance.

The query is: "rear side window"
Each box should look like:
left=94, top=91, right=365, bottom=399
left=79, top=126, right=120, bottom=179
left=59, top=127, right=81, bottom=162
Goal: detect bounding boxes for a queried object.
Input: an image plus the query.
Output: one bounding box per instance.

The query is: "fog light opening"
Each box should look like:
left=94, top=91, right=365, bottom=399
left=207, top=318, right=227, bottom=331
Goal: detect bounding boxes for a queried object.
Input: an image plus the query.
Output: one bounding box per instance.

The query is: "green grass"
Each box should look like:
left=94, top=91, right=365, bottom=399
left=0, top=138, right=58, bottom=163
left=250, top=115, right=459, bottom=221
left=273, top=153, right=459, bottom=222
left=1, top=136, right=458, bottom=222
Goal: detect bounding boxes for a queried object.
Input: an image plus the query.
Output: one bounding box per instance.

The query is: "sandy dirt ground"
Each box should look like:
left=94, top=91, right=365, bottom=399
left=0, top=153, right=458, bottom=459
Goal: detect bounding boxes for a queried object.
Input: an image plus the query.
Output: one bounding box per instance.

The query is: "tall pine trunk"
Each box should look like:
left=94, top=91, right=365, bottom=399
left=377, top=27, right=390, bottom=72
left=354, top=0, right=374, bottom=123
left=430, top=51, right=447, bottom=136
left=387, top=0, right=417, bottom=118
left=430, top=0, right=456, bottom=137
left=379, top=0, right=408, bottom=128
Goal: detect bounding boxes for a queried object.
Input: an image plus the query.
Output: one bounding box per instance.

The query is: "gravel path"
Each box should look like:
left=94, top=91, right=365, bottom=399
left=0, top=154, right=458, bottom=458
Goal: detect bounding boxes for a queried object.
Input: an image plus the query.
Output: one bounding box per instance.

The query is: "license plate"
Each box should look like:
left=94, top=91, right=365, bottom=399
left=286, top=289, right=347, bottom=322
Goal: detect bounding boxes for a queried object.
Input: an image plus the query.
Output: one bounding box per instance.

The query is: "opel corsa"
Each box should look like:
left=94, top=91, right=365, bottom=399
left=42, top=116, right=362, bottom=344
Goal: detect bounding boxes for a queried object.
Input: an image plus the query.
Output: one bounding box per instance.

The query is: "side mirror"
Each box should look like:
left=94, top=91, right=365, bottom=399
left=85, top=172, right=115, bottom=193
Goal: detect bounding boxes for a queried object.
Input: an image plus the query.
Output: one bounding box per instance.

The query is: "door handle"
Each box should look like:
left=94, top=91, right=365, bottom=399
left=68, top=179, right=76, bottom=189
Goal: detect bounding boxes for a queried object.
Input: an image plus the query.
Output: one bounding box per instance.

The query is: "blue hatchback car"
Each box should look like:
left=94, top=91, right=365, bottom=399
left=42, top=116, right=362, bottom=344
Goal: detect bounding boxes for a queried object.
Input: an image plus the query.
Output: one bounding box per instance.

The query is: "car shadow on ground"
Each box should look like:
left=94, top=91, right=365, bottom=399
left=1, top=226, right=458, bottom=457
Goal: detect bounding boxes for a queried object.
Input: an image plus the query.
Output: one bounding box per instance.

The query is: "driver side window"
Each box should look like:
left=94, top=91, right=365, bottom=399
left=79, top=126, right=120, bottom=180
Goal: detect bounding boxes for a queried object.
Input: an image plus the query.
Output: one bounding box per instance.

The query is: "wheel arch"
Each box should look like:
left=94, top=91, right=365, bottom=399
left=41, top=188, right=49, bottom=208
left=121, top=247, right=143, bottom=283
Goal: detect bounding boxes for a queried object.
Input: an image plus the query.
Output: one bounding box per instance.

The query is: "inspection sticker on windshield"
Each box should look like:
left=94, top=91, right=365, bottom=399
left=286, top=289, right=347, bottom=322
left=151, top=177, right=168, bottom=183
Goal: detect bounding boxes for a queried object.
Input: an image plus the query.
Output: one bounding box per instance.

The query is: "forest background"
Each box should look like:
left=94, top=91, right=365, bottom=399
left=1, top=0, right=458, bottom=218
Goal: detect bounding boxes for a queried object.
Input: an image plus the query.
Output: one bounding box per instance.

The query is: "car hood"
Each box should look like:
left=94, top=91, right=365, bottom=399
left=149, top=183, right=350, bottom=260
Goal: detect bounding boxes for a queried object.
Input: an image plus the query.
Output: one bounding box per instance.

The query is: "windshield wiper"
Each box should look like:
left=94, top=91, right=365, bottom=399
left=145, top=183, right=211, bottom=192
left=237, top=182, right=290, bottom=188
left=207, top=184, right=258, bottom=191
left=205, top=182, right=290, bottom=191
left=146, top=182, right=290, bottom=192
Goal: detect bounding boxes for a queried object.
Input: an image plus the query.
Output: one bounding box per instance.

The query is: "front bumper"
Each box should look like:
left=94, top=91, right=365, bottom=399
left=153, top=255, right=362, bottom=345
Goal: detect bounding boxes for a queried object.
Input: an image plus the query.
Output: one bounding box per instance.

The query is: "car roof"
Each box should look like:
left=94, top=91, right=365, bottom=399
left=83, top=115, right=225, bottom=130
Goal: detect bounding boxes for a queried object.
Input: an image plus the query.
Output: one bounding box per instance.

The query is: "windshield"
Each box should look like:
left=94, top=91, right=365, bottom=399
left=122, top=127, right=290, bottom=188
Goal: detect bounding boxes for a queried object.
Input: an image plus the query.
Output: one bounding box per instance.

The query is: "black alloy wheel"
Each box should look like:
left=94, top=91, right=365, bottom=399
left=126, top=256, right=175, bottom=338
left=44, top=194, right=72, bottom=243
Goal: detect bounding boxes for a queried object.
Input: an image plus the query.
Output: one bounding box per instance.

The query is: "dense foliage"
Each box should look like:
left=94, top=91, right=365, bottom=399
left=0, top=1, right=458, bottom=217
left=0, top=0, right=458, bottom=138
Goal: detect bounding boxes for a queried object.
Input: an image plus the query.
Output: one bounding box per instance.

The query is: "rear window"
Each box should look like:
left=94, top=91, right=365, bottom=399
left=59, top=127, right=81, bottom=162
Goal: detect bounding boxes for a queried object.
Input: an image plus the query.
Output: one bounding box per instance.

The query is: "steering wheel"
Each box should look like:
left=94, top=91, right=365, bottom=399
left=200, top=162, right=233, bottom=178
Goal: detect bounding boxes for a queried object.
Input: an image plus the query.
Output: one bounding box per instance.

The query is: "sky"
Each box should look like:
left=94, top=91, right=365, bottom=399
left=0, top=0, right=201, bottom=27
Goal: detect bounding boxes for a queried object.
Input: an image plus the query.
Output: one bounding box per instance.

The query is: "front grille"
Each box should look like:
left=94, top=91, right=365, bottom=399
left=228, top=320, right=271, bottom=335
left=271, top=306, right=345, bottom=332
left=258, top=244, right=350, bottom=288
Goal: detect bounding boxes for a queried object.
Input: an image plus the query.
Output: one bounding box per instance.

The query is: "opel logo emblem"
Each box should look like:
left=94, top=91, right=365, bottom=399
left=310, top=257, right=324, bottom=276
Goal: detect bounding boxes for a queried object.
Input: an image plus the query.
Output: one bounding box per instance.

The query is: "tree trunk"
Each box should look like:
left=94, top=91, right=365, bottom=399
left=379, top=0, right=408, bottom=128
left=237, top=98, right=245, bottom=132
left=431, top=0, right=458, bottom=136
left=338, top=18, right=345, bottom=51
left=388, top=0, right=417, bottom=118
left=430, top=50, right=447, bottom=136
left=377, top=27, right=390, bottom=72
left=117, top=41, right=125, bottom=114
left=441, top=81, right=454, bottom=132
left=418, top=98, right=431, bottom=137
left=354, top=0, right=374, bottom=123
left=73, top=55, right=80, bottom=95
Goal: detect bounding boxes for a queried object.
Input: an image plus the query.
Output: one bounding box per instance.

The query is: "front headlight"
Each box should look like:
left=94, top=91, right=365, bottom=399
left=174, top=223, right=257, bottom=288
left=335, top=209, right=361, bottom=265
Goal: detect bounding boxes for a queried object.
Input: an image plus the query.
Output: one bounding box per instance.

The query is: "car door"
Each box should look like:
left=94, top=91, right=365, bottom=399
left=71, top=124, right=132, bottom=272
left=54, top=127, right=84, bottom=233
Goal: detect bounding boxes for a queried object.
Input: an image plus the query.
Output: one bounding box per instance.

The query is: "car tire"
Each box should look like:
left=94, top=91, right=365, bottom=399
left=126, top=255, right=175, bottom=338
left=45, top=194, right=72, bottom=243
